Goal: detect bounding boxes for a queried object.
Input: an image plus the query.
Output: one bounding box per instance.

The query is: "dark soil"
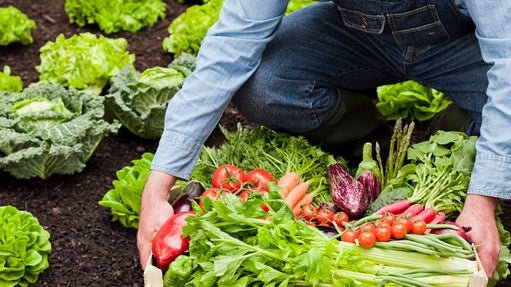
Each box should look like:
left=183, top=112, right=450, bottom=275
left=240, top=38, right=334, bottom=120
left=0, top=1, right=509, bottom=286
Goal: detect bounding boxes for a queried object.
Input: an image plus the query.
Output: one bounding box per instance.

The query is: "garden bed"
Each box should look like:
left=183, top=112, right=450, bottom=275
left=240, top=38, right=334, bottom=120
left=0, top=0, right=509, bottom=286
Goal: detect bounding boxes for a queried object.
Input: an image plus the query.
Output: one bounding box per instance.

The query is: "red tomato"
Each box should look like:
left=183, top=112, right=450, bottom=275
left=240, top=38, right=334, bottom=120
left=395, top=216, right=413, bottom=233
left=199, top=188, right=222, bottom=210
left=211, top=164, right=245, bottom=192
left=359, top=222, right=376, bottom=233
left=341, top=229, right=359, bottom=243
left=375, top=225, right=392, bottom=242
left=301, top=204, right=316, bottom=222
left=391, top=223, right=408, bottom=239
left=239, top=190, right=250, bottom=202
left=333, top=211, right=349, bottom=229
left=411, top=220, right=427, bottom=235
left=244, top=169, right=275, bottom=192
left=316, top=208, right=333, bottom=226
left=358, top=231, right=376, bottom=248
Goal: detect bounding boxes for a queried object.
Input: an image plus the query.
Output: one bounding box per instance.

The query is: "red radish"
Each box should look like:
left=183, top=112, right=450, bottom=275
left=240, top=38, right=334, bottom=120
left=400, top=203, right=423, bottom=217
left=428, top=211, right=446, bottom=225
left=375, top=199, right=412, bottom=215
left=412, top=207, right=436, bottom=223
left=429, top=221, right=471, bottom=241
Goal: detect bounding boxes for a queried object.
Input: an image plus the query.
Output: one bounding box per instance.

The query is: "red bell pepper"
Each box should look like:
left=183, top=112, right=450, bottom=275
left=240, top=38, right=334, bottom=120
left=151, top=211, right=195, bottom=270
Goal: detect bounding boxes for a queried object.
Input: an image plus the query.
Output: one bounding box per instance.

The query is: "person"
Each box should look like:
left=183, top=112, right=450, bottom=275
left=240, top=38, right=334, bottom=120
left=137, top=0, right=509, bottom=280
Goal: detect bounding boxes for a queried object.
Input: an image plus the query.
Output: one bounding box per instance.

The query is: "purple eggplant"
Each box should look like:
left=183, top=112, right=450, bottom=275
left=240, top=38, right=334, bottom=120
left=171, top=181, right=205, bottom=213
left=327, top=163, right=370, bottom=218
left=356, top=170, right=381, bottom=204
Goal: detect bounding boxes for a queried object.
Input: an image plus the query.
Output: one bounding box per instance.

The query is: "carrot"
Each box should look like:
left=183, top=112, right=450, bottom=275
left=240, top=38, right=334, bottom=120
left=412, top=207, right=436, bottom=223
left=292, top=193, right=313, bottom=218
left=277, top=172, right=301, bottom=199
left=376, top=199, right=412, bottom=215
left=284, top=181, right=309, bottom=209
left=399, top=203, right=423, bottom=217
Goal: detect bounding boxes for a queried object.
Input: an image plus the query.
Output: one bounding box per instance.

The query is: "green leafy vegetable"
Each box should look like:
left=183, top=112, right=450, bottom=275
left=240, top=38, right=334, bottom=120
left=0, top=205, right=52, bottom=287
left=376, top=80, right=452, bottom=121
left=163, top=191, right=479, bottom=286
left=37, top=32, right=136, bottom=95
left=105, top=53, right=196, bottom=139
left=191, top=124, right=337, bottom=204
left=0, top=66, right=23, bottom=92
left=0, top=81, right=120, bottom=179
left=98, top=153, right=154, bottom=229
left=64, top=0, right=166, bottom=34
left=162, top=0, right=315, bottom=56
left=0, top=6, right=36, bottom=46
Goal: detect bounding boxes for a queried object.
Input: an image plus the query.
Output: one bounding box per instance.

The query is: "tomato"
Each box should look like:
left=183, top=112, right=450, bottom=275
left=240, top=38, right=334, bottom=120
left=391, top=223, right=408, bottom=239
left=333, top=211, right=349, bottom=229
left=374, top=225, right=392, bottom=242
left=239, top=190, right=250, bottom=202
left=199, top=188, right=222, bottom=210
left=244, top=169, right=275, bottom=192
left=341, top=229, right=359, bottom=243
left=411, top=220, right=427, bottom=235
left=358, top=231, right=376, bottom=248
left=359, top=222, right=376, bottom=233
left=316, top=208, right=333, bottom=226
left=211, top=164, right=245, bottom=192
left=395, top=216, right=413, bottom=233
left=301, top=204, right=316, bottom=222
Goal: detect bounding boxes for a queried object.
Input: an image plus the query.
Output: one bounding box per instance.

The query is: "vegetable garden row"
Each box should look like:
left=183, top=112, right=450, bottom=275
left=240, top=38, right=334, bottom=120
left=0, top=1, right=510, bottom=287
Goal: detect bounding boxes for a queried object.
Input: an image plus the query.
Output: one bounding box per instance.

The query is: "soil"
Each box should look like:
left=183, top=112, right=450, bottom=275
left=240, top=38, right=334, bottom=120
left=0, top=0, right=509, bottom=286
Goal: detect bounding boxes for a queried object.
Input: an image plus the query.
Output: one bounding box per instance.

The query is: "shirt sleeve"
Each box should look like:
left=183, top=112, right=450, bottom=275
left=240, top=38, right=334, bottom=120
left=463, top=0, right=511, bottom=199
left=151, top=0, right=289, bottom=179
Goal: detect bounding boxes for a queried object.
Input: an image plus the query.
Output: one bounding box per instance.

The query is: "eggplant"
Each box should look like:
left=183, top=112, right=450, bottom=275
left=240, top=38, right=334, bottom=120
left=327, top=162, right=370, bottom=218
left=356, top=170, right=381, bottom=204
left=170, top=181, right=205, bottom=213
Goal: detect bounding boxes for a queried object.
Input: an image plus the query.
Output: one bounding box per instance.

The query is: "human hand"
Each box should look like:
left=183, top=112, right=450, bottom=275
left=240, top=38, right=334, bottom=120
left=456, top=194, right=501, bottom=279
left=137, top=171, right=176, bottom=270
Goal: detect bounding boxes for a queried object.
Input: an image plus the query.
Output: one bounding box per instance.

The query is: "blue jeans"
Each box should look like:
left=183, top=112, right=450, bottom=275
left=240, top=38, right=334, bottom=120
left=232, top=0, right=489, bottom=144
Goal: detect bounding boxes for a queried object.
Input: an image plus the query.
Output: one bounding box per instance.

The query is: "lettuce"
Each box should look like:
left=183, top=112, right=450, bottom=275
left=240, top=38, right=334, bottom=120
left=0, top=6, right=36, bottom=46
left=162, top=0, right=314, bottom=56
left=36, top=32, right=136, bottom=95
left=0, top=66, right=23, bottom=92
left=0, top=81, right=120, bottom=179
left=64, top=0, right=166, bottom=34
left=98, top=152, right=154, bottom=229
left=0, top=205, right=52, bottom=287
left=104, top=53, right=196, bottom=139
left=376, top=80, right=452, bottom=121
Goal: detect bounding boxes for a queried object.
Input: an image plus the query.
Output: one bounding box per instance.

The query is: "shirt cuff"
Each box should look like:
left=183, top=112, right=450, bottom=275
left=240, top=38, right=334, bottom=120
left=150, top=130, right=203, bottom=180
left=468, top=152, right=511, bottom=199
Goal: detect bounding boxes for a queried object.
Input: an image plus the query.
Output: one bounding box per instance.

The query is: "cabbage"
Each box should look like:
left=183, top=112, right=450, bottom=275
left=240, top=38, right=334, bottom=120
left=0, top=6, right=36, bottom=46
left=36, top=32, right=136, bottom=96
left=64, top=0, right=166, bottom=34
left=104, top=53, right=196, bottom=139
left=0, top=81, right=120, bottom=179
left=0, top=205, right=52, bottom=287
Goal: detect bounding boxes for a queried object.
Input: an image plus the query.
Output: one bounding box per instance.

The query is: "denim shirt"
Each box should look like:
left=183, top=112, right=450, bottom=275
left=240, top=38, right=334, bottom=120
left=152, top=0, right=511, bottom=199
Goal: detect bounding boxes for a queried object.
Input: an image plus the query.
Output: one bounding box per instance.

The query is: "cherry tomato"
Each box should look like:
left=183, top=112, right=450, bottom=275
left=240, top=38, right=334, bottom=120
left=395, top=216, right=413, bottom=232
left=359, top=222, right=376, bottom=233
left=391, top=223, right=408, bottom=239
left=211, top=164, right=245, bottom=192
left=244, top=169, right=275, bottom=192
left=333, top=211, right=349, bottom=229
left=380, top=214, right=395, bottom=226
left=374, top=225, right=392, bottom=242
left=358, top=231, right=376, bottom=248
left=316, top=208, right=333, bottom=226
left=411, top=220, right=427, bottom=235
left=239, top=190, right=250, bottom=202
left=199, top=188, right=222, bottom=210
left=341, top=229, right=359, bottom=243
left=301, top=204, right=316, bottom=222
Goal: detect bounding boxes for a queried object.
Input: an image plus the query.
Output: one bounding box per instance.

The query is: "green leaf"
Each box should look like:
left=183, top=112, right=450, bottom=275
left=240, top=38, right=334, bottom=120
left=0, top=6, right=36, bottom=46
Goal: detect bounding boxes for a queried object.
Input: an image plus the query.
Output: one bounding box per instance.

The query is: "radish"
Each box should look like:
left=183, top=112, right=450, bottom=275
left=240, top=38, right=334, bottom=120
left=429, top=221, right=471, bottom=241
left=412, top=207, right=436, bottom=223
left=375, top=199, right=412, bottom=215
left=400, top=203, right=423, bottom=217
